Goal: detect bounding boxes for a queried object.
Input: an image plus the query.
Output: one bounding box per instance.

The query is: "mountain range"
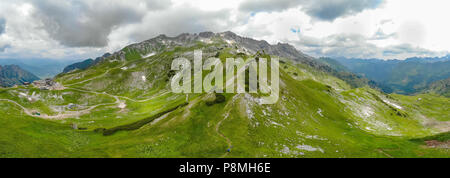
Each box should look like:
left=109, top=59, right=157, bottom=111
left=0, top=58, right=80, bottom=79
left=329, top=56, right=450, bottom=94
left=0, top=31, right=448, bottom=158
left=0, top=65, right=40, bottom=87
left=61, top=53, right=111, bottom=74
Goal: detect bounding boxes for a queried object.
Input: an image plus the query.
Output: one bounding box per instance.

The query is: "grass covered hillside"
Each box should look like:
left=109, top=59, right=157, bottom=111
left=0, top=32, right=448, bottom=158
left=426, top=78, right=450, bottom=97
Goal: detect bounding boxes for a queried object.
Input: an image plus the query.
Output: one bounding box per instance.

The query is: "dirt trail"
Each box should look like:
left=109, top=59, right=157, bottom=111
left=0, top=85, right=172, bottom=120
left=0, top=99, right=115, bottom=120
left=23, top=59, right=170, bottom=119
left=67, top=87, right=170, bottom=103
left=64, top=58, right=160, bottom=88
left=64, top=61, right=129, bottom=87
left=376, top=149, right=394, bottom=158
left=425, top=140, right=450, bottom=149
left=118, top=91, right=171, bottom=103
left=65, top=68, right=114, bottom=87
left=217, top=110, right=233, bottom=158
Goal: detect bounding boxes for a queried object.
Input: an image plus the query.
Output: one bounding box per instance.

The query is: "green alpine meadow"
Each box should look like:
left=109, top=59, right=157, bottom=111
left=0, top=0, right=449, bottom=161
left=0, top=32, right=448, bottom=158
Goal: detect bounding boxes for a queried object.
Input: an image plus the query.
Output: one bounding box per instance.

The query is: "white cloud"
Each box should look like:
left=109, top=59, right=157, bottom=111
left=0, top=0, right=449, bottom=60
left=236, top=0, right=450, bottom=59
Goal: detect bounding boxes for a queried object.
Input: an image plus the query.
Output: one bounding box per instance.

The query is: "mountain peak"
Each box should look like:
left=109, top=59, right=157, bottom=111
left=198, top=31, right=215, bottom=38
left=61, top=31, right=317, bottom=75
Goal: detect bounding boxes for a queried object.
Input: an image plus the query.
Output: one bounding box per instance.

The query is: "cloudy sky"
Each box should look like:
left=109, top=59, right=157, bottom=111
left=0, top=0, right=449, bottom=60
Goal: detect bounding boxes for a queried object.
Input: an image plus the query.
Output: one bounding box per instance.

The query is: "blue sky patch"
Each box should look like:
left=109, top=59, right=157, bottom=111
left=290, top=27, right=300, bottom=33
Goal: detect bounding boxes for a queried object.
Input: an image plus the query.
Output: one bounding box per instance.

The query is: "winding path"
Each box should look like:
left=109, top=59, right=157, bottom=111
left=64, top=58, right=160, bottom=87
left=0, top=99, right=115, bottom=120
left=67, top=87, right=171, bottom=103
left=0, top=85, right=173, bottom=120
left=217, top=110, right=233, bottom=158
left=63, top=60, right=129, bottom=87
left=64, top=68, right=115, bottom=87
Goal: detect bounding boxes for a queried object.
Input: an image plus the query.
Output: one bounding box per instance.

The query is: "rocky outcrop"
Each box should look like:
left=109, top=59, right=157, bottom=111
left=32, top=78, right=65, bottom=90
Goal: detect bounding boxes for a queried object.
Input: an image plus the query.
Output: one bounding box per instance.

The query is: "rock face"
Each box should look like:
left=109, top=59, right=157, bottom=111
left=129, top=31, right=314, bottom=62
left=218, top=31, right=312, bottom=61
left=0, top=65, right=40, bottom=87
left=32, top=78, right=65, bottom=90
left=61, top=31, right=320, bottom=72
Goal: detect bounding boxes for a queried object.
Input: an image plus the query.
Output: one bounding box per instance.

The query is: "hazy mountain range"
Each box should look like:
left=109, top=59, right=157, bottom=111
left=319, top=56, right=450, bottom=95
left=0, top=58, right=79, bottom=79
left=0, top=65, right=40, bottom=87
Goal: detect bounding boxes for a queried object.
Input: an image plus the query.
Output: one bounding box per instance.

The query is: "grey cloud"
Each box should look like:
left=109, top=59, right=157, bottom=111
left=291, top=33, right=377, bottom=58
left=128, top=6, right=231, bottom=41
left=380, top=19, right=393, bottom=25
left=0, top=44, right=10, bottom=52
left=302, top=0, right=383, bottom=21
left=239, top=0, right=302, bottom=13
left=238, top=27, right=273, bottom=40
left=30, top=0, right=170, bottom=47
left=239, top=0, right=384, bottom=21
left=0, top=18, right=5, bottom=34
left=0, top=17, right=9, bottom=52
left=143, top=0, right=172, bottom=10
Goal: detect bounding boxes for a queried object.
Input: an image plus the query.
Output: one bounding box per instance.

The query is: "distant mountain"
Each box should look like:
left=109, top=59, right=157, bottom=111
left=0, top=58, right=79, bottom=79
left=0, top=65, right=40, bottom=87
left=404, top=55, right=450, bottom=63
left=333, top=56, right=450, bottom=94
left=316, top=57, right=349, bottom=72
left=426, top=78, right=450, bottom=97
left=62, top=53, right=111, bottom=73
left=316, top=57, right=390, bottom=91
